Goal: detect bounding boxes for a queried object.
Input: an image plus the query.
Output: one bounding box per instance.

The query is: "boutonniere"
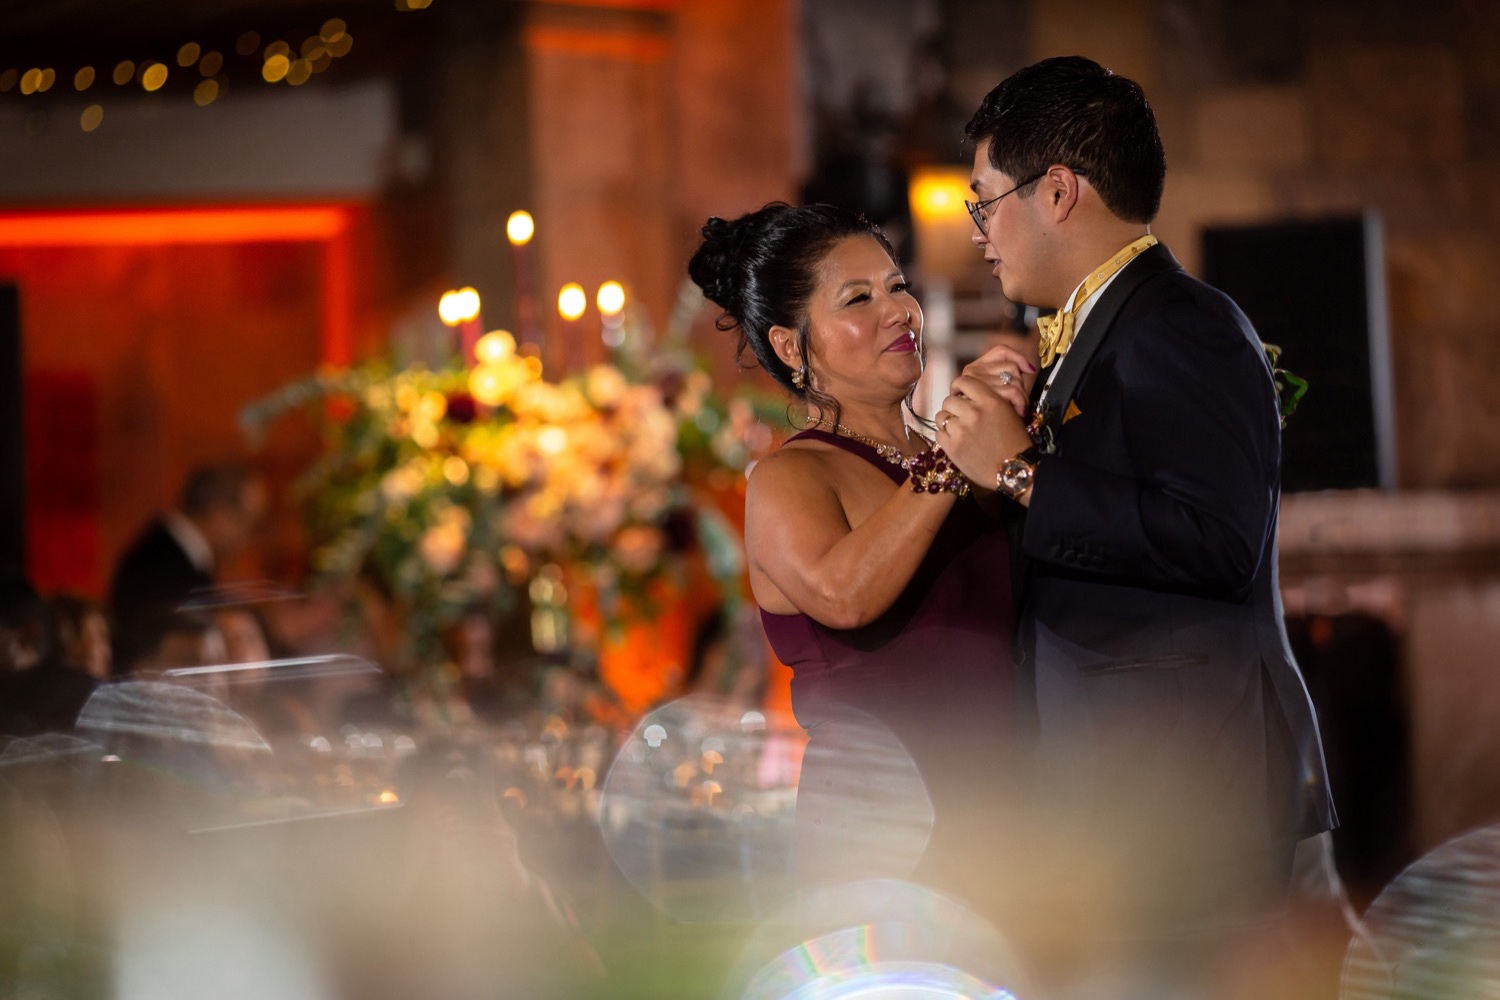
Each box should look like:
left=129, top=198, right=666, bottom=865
left=1025, top=407, right=1058, bottom=456
left=1262, top=343, right=1308, bottom=428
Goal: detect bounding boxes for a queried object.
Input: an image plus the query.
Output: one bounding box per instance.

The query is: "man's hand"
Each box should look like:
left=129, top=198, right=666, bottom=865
left=935, top=373, right=1034, bottom=491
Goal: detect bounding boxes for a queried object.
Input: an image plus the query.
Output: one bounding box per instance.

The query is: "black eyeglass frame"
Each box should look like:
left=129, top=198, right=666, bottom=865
left=964, top=168, right=1089, bottom=233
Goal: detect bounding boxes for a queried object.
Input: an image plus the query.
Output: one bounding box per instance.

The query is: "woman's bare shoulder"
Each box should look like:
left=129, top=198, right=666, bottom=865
left=746, top=438, right=847, bottom=500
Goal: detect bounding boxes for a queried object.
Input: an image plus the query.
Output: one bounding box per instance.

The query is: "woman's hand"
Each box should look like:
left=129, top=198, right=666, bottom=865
left=963, top=337, right=1039, bottom=406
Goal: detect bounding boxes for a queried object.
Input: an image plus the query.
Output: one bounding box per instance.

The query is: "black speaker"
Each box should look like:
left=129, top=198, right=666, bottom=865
left=1201, top=215, right=1395, bottom=492
left=0, top=284, right=21, bottom=578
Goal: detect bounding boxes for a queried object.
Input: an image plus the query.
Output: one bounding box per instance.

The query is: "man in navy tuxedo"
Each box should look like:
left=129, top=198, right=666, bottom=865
left=935, top=56, right=1335, bottom=962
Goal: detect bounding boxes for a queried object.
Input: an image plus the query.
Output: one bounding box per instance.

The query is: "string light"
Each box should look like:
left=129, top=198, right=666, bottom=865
left=262, top=54, right=290, bottom=83
left=140, top=62, right=167, bottom=92
left=14, top=13, right=357, bottom=122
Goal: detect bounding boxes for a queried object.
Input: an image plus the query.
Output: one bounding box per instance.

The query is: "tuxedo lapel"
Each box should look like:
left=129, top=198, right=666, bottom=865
left=1038, top=243, right=1184, bottom=433
left=1011, top=244, right=1184, bottom=661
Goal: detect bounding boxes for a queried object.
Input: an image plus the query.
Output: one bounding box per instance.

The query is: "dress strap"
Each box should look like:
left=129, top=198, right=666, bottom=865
left=784, top=428, right=908, bottom=485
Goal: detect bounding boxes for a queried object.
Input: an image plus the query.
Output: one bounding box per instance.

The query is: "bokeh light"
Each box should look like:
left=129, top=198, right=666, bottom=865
left=193, top=79, right=219, bottom=106
left=176, top=42, right=201, bottom=67
left=199, top=51, right=223, bottom=76
left=20, top=68, right=42, bottom=95
left=438, top=287, right=481, bottom=326
left=235, top=31, right=261, bottom=56
left=909, top=171, right=971, bottom=223
left=320, top=18, right=348, bottom=43
left=37, top=68, right=55, bottom=92
left=597, top=281, right=626, bottom=316
left=557, top=283, right=586, bottom=321
left=141, top=62, right=168, bottom=92
left=262, top=55, right=290, bottom=83
left=80, top=105, right=103, bottom=132
left=505, top=210, right=535, bottom=246
left=0, top=69, right=15, bottom=92
left=74, top=66, right=95, bottom=90
left=441, top=456, right=470, bottom=486
left=474, top=329, right=516, bottom=365
left=112, top=60, right=135, bottom=85
left=286, top=59, right=313, bottom=86
left=328, top=34, right=354, bottom=58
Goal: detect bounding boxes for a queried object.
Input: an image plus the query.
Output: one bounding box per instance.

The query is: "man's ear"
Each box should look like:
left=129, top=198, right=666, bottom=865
left=769, top=324, right=802, bottom=371
left=1046, top=165, right=1084, bottom=222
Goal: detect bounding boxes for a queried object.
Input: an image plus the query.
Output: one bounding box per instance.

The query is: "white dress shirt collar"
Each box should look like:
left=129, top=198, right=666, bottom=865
left=163, top=510, right=215, bottom=574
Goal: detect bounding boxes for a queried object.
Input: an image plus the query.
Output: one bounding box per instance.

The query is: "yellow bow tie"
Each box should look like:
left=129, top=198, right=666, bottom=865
left=1037, top=235, right=1159, bottom=368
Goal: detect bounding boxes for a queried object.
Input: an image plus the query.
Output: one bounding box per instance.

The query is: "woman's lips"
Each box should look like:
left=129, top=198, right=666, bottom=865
left=884, top=333, right=917, bottom=353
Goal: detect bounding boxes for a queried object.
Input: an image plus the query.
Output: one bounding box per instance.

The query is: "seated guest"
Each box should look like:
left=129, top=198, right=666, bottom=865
left=0, top=580, right=98, bottom=736
left=109, top=461, right=266, bottom=674
left=48, top=593, right=113, bottom=681
left=133, top=611, right=226, bottom=676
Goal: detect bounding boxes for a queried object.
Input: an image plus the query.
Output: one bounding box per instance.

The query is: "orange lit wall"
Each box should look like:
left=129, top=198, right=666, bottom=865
left=1, top=205, right=367, bottom=597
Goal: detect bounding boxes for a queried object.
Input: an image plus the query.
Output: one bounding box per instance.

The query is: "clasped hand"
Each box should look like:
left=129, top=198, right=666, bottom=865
left=934, top=343, right=1037, bottom=489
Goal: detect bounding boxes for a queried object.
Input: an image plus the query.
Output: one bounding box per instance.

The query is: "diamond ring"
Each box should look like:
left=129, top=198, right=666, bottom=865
left=998, top=370, right=1014, bottom=386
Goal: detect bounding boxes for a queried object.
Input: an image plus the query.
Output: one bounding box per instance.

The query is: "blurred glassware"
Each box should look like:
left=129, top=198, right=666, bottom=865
left=1342, top=820, right=1500, bottom=999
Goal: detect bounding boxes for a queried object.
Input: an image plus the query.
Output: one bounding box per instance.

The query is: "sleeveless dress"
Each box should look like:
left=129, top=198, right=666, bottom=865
left=758, top=429, right=1015, bottom=897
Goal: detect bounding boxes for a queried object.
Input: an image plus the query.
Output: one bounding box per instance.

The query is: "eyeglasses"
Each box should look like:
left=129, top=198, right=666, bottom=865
left=964, top=168, right=1088, bottom=234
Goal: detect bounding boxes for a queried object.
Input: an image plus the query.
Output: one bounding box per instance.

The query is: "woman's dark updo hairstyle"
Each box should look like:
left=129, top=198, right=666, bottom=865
left=688, top=202, right=899, bottom=421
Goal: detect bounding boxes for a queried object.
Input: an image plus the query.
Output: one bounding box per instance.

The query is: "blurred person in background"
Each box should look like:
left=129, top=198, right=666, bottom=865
left=689, top=202, right=1036, bottom=905
left=109, top=461, right=266, bottom=674
left=131, top=611, right=225, bottom=676
left=49, top=593, right=112, bottom=681
left=0, top=581, right=98, bottom=736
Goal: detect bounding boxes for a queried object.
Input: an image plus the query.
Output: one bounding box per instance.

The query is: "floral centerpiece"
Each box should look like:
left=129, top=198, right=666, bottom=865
left=242, top=328, right=776, bottom=708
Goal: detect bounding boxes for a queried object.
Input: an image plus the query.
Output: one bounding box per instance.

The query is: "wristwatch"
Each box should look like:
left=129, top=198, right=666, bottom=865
left=996, top=447, right=1040, bottom=500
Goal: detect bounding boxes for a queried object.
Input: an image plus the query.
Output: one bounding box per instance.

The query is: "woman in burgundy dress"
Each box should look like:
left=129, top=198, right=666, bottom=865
left=688, top=203, right=1037, bottom=901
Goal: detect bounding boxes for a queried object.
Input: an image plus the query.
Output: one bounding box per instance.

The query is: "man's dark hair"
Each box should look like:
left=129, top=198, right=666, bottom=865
left=179, top=462, right=251, bottom=517
left=964, top=56, right=1166, bottom=224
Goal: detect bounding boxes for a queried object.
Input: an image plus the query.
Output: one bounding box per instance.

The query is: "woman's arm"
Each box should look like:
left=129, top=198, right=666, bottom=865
left=746, top=447, right=955, bottom=630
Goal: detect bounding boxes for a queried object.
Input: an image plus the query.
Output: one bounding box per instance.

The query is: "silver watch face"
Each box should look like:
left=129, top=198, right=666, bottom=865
left=999, top=459, right=1033, bottom=495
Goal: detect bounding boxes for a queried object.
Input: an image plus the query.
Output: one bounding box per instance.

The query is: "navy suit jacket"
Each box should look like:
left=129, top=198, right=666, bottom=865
left=1016, top=243, right=1336, bottom=848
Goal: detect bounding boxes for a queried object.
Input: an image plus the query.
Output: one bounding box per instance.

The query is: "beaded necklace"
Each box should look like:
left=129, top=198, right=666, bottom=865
left=812, top=420, right=969, bottom=496
left=816, top=420, right=929, bottom=470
